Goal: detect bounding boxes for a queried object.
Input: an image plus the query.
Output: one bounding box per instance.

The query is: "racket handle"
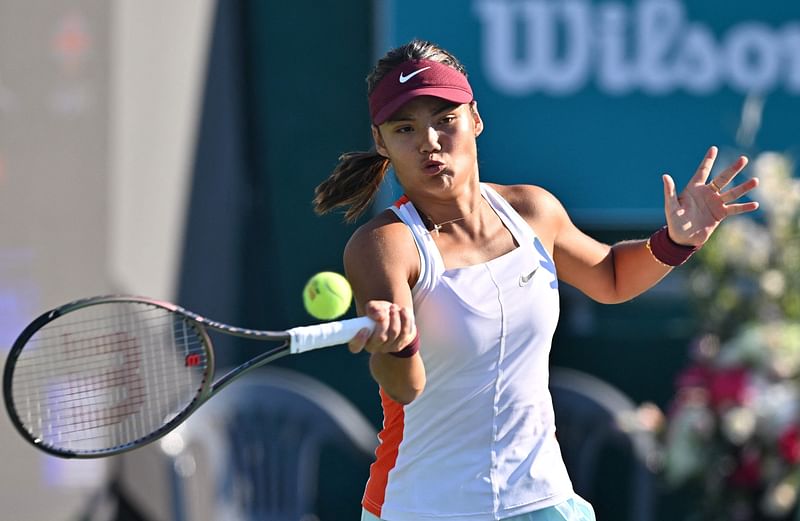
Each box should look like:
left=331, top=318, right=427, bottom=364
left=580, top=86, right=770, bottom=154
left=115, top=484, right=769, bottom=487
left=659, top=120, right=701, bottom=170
left=288, top=316, right=375, bottom=354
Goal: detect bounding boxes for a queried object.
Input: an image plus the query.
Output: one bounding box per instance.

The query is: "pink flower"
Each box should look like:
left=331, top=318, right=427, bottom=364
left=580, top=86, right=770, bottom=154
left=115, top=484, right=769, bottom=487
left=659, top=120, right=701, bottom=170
left=676, top=364, right=713, bottom=388
left=675, top=365, right=750, bottom=409
left=729, top=450, right=762, bottom=489
left=708, top=367, right=750, bottom=409
left=779, top=425, right=800, bottom=464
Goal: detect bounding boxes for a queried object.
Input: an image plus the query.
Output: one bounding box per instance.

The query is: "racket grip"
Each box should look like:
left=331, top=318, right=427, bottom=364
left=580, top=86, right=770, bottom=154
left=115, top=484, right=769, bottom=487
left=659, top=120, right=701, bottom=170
left=288, top=316, right=375, bottom=354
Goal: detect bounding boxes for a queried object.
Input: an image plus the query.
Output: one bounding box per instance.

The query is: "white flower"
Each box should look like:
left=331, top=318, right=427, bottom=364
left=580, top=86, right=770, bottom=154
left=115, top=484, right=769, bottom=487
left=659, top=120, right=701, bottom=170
left=761, top=477, right=799, bottom=517
left=718, top=326, right=766, bottom=367
left=721, top=406, right=757, bottom=445
left=718, top=322, right=800, bottom=377
left=752, top=378, right=800, bottom=438
left=663, top=404, right=713, bottom=485
left=753, top=152, right=800, bottom=220
left=771, top=329, right=800, bottom=379
left=689, top=269, right=714, bottom=298
left=712, top=219, right=771, bottom=271
left=760, top=270, right=786, bottom=298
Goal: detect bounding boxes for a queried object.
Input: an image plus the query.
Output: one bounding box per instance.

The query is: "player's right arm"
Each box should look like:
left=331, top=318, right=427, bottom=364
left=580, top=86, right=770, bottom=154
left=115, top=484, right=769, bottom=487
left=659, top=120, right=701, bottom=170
left=344, top=210, right=424, bottom=405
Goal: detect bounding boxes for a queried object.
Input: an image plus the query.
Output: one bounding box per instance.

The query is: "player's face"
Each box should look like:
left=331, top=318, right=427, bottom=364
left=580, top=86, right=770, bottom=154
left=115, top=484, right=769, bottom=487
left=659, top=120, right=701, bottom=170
left=372, top=96, right=483, bottom=197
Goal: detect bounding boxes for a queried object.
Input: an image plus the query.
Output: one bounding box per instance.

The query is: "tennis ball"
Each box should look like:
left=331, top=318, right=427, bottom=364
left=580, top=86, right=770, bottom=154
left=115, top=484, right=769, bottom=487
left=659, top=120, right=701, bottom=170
left=303, top=271, right=353, bottom=320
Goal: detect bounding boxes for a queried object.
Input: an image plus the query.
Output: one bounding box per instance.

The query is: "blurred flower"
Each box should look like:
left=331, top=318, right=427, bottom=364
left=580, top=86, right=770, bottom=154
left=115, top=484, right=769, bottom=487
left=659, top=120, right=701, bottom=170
left=635, top=401, right=666, bottom=432
left=709, top=367, right=750, bottom=408
left=663, top=402, right=713, bottom=485
left=753, top=379, right=800, bottom=438
left=729, top=449, right=762, bottom=489
left=761, top=475, right=800, bottom=518
left=753, top=152, right=799, bottom=221
left=657, top=150, right=800, bottom=520
left=779, top=426, right=800, bottom=465
left=761, top=270, right=786, bottom=298
left=723, top=406, right=757, bottom=445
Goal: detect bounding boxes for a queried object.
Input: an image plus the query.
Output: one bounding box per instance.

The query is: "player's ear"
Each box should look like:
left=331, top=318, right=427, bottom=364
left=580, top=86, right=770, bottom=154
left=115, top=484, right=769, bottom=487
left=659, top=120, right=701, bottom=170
left=470, top=101, right=484, bottom=137
left=372, top=125, right=389, bottom=158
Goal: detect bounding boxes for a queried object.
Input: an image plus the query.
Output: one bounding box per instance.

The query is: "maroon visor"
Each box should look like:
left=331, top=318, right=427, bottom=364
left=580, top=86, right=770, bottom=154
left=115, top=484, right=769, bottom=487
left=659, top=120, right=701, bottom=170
left=368, top=59, right=474, bottom=126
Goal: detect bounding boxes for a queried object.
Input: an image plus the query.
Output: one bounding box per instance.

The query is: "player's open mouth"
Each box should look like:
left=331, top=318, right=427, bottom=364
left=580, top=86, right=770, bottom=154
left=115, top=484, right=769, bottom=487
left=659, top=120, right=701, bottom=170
left=423, top=160, right=445, bottom=174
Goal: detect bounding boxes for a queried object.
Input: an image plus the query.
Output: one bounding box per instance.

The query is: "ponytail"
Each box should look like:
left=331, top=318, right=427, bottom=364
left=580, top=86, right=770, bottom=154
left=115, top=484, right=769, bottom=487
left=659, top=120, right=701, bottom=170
left=313, top=150, right=391, bottom=222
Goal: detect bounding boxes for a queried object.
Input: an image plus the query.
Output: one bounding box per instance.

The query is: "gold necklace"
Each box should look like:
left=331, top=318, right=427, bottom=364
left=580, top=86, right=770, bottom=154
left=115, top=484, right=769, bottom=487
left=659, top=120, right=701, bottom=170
left=425, top=198, right=484, bottom=235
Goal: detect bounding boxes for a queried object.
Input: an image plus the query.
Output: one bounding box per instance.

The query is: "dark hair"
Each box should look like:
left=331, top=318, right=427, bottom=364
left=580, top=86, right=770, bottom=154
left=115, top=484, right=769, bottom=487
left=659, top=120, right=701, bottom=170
left=313, top=39, right=467, bottom=222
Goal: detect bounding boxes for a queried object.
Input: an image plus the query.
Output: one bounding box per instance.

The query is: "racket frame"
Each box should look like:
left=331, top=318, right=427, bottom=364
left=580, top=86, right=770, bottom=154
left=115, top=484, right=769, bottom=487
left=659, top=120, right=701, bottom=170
left=4, top=296, right=287, bottom=458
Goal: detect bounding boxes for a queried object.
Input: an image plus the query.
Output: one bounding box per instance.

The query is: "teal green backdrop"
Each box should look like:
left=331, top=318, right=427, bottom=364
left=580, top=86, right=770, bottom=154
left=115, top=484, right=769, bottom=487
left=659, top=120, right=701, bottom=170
left=242, top=2, right=378, bottom=517
left=378, top=0, right=800, bottom=226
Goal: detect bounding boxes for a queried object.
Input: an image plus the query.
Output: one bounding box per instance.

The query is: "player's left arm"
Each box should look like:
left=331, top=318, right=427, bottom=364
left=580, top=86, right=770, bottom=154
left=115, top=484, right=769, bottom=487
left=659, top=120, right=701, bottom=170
left=549, top=200, right=670, bottom=304
left=500, top=147, right=759, bottom=304
left=494, top=183, right=636, bottom=303
left=522, top=185, right=667, bottom=304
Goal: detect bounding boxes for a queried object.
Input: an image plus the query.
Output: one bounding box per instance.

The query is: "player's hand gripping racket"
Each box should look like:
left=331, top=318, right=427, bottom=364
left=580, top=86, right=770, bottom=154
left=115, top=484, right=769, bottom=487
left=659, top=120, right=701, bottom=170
left=3, top=296, right=373, bottom=459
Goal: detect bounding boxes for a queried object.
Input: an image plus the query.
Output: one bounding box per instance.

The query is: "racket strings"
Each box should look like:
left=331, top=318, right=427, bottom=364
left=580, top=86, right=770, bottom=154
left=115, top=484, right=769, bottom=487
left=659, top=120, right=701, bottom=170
left=15, top=309, right=194, bottom=357
left=13, top=321, right=206, bottom=401
left=14, top=323, right=205, bottom=384
left=9, top=302, right=209, bottom=454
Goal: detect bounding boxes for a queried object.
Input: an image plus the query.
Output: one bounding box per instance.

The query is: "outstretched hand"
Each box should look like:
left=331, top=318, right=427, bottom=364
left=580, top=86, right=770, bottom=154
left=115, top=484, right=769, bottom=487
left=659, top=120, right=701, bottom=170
left=663, top=146, right=760, bottom=246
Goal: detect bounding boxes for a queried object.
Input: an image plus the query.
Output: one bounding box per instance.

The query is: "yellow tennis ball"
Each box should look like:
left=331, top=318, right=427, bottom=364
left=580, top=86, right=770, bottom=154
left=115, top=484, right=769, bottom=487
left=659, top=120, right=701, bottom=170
left=303, top=271, right=352, bottom=320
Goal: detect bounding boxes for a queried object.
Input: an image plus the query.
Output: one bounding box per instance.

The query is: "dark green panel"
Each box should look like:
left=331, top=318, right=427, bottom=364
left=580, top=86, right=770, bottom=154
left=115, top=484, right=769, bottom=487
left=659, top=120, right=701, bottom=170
left=240, top=0, right=380, bottom=394
left=239, top=2, right=378, bottom=519
left=242, top=0, right=372, bottom=321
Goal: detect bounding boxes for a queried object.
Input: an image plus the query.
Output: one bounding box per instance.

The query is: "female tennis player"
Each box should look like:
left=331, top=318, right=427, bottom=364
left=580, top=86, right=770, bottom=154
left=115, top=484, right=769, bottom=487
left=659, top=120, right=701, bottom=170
left=314, top=39, right=759, bottom=521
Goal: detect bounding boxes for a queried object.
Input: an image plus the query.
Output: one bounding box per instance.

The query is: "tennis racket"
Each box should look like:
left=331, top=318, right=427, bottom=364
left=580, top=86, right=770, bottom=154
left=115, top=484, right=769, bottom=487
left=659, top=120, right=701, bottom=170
left=3, top=295, right=373, bottom=459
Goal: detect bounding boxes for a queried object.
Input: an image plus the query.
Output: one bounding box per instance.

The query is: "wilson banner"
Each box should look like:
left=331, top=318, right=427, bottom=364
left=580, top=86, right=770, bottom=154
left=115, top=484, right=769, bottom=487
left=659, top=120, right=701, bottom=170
left=376, top=0, right=800, bottom=226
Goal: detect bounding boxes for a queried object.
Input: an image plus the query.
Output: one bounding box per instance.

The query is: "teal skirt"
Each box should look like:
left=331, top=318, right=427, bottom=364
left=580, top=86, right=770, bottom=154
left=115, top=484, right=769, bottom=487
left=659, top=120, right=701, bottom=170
left=360, top=495, right=596, bottom=521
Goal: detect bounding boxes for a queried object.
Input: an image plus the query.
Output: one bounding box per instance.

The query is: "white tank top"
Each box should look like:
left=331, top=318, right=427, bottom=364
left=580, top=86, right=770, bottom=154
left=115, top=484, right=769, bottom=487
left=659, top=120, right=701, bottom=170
left=362, top=184, right=574, bottom=521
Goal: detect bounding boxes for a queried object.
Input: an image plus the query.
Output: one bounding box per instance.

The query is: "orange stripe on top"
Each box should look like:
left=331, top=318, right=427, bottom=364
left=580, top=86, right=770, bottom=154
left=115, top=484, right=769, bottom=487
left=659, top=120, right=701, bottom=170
left=362, top=388, right=405, bottom=518
left=393, top=195, right=409, bottom=208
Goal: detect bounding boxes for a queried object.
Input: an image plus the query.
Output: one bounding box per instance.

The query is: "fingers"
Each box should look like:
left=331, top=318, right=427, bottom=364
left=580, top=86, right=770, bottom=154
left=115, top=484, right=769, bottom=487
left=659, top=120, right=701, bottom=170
left=347, top=327, right=372, bottom=353
left=724, top=201, right=760, bottom=216
left=662, top=173, right=678, bottom=213
left=349, top=300, right=416, bottom=355
left=708, top=155, right=749, bottom=193
left=691, top=146, right=718, bottom=184
left=719, top=176, right=759, bottom=217
left=719, top=176, right=759, bottom=203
